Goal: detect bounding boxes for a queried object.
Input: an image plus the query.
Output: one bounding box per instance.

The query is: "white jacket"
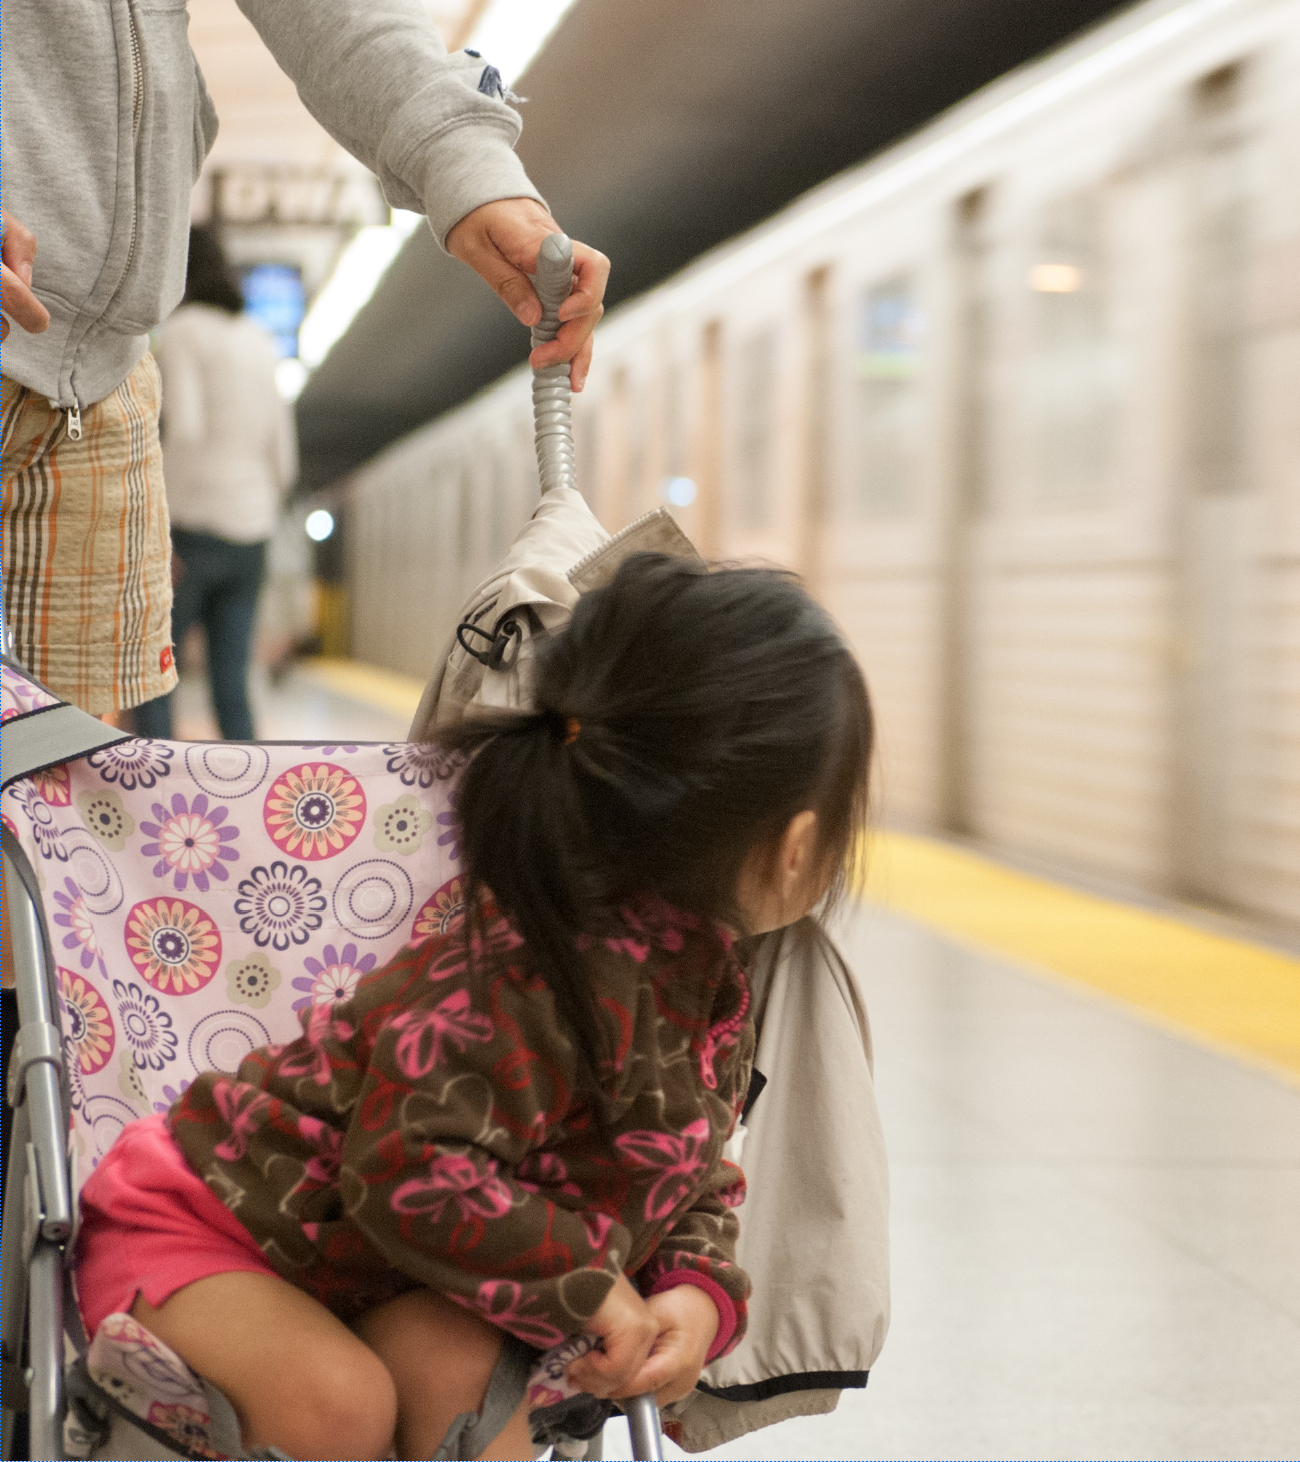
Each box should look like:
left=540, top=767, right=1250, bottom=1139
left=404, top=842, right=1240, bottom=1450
left=154, top=305, right=296, bottom=545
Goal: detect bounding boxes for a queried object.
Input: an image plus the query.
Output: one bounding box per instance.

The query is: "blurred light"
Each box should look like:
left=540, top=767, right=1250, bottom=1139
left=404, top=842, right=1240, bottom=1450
left=276, top=357, right=309, bottom=401
left=662, top=477, right=697, bottom=507
left=298, top=211, right=422, bottom=369
left=241, top=262, right=305, bottom=357
left=305, top=509, right=335, bottom=542
left=1031, top=262, right=1084, bottom=293
left=465, top=0, right=579, bottom=86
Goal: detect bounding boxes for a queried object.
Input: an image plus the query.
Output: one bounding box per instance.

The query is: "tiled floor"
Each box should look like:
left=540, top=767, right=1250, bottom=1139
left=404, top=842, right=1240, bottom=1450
left=603, top=908, right=1300, bottom=1460
left=173, top=666, right=1300, bottom=1460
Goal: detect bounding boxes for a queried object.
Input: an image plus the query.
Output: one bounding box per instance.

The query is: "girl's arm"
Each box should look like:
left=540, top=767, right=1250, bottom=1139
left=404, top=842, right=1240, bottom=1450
left=338, top=1011, right=635, bottom=1351
left=635, top=1162, right=750, bottom=1362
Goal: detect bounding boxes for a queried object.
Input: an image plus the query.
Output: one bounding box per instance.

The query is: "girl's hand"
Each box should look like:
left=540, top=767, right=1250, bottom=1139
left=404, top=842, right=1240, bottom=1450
left=625, top=1284, right=721, bottom=1406
left=566, top=1273, right=657, bottom=1399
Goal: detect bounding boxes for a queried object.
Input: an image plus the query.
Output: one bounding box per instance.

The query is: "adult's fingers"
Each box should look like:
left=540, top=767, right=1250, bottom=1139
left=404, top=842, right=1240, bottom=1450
left=1, top=263, right=50, bottom=335
left=1, top=208, right=39, bottom=284
left=557, top=242, right=610, bottom=324
left=528, top=310, right=601, bottom=387
left=466, top=245, right=542, bottom=326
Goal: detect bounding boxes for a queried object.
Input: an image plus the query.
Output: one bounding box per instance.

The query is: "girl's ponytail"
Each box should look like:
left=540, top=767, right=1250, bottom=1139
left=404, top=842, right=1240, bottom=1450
left=436, top=553, right=874, bottom=1088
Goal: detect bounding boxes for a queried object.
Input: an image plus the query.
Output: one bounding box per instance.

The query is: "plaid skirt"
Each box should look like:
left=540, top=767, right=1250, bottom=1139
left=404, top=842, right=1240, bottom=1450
left=1, top=354, right=177, bottom=713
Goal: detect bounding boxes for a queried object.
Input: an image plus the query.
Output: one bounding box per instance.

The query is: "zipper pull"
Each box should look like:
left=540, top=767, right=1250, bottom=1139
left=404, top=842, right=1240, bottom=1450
left=66, top=406, right=83, bottom=442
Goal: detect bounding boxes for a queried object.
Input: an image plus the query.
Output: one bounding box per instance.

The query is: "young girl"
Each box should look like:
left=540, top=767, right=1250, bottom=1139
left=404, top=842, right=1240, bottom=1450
left=74, top=554, right=873, bottom=1461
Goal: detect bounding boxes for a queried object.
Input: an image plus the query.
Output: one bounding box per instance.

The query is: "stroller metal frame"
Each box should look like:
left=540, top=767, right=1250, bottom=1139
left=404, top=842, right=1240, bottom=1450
left=0, top=236, right=666, bottom=1461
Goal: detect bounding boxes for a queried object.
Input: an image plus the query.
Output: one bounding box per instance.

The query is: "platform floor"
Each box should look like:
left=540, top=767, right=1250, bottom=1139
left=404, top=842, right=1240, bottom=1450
left=183, top=665, right=1300, bottom=1460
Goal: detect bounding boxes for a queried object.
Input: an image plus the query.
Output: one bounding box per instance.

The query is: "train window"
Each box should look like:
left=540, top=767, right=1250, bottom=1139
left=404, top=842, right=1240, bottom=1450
left=734, top=328, right=777, bottom=530
left=1027, top=189, right=1119, bottom=505
left=855, top=275, right=923, bottom=518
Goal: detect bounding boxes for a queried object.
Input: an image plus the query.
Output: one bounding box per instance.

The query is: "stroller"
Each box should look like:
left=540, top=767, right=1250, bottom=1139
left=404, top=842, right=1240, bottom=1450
left=0, top=238, right=665, bottom=1461
left=2, top=236, right=891, bottom=1461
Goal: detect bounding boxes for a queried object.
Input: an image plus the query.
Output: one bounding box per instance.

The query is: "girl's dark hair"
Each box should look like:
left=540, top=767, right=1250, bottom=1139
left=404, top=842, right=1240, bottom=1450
left=184, top=224, right=244, bottom=314
left=440, top=553, right=873, bottom=1086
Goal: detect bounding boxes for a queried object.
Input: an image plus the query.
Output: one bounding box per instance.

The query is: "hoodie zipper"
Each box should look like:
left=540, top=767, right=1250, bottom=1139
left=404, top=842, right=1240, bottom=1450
left=68, top=4, right=144, bottom=436
left=121, top=3, right=144, bottom=283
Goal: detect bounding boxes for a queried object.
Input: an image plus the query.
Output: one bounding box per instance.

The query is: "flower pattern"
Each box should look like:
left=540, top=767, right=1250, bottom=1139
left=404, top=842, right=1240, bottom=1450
left=125, top=899, right=222, bottom=995
left=140, top=793, right=239, bottom=892
left=1, top=662, right=60, bottom=718
left=435, top=807, right=460, bottom=859
left=410, top=876, right=468, bottom=945
left=113, top=980, right=179, bottom=1071
left=88, top=740, right=173, bottom=792
left=59, top=968, right=115, bottom=1073
left=372, top=793, right=432, bottom=856
left=383, top=742, right=459, bottom=789
left=226, top=954, right=282, bottom=1008
left=153, top=1078, right=193, bottom=1115
left=11, top=782, right=67, bottom=861
left=0, top=662, right=463, bottom=1198
left=77, top=789, right=135, bottom=849
left=53, top=876, right=107, bottom=975
left=31, top=764, right=72, bottom=806
left=291, top=942, right=376, bottom=1011
left=263, top=763, right=366, bottom=860
left=235, top=862, right=326, bottom=951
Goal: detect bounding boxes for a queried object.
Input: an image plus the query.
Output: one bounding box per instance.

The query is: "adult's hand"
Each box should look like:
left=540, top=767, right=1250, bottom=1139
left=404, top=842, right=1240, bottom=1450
left=1, top=208, right=51, bottom=343
left=446, top=197, right=609, bottom=391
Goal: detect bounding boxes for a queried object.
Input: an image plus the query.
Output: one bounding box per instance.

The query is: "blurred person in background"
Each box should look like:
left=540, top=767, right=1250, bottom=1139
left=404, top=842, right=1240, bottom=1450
left=133, top=227, right=292, bottom=741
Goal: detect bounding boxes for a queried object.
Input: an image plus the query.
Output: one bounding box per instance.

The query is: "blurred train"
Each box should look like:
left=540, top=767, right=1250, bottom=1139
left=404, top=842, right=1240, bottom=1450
left=344, top=0, right=1300, bottom=929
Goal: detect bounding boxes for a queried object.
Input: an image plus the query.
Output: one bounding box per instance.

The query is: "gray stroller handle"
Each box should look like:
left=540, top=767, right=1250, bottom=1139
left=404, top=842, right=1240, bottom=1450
left=524, top=233, right=665, bottom=1460
left=623, top=1392, right=667, bottom=1459
left=530, top=232, right=578, bottom=495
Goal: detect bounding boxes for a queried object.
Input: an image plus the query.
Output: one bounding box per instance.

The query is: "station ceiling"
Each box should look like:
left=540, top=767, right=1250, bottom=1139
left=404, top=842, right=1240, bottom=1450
left=296, top=0, right=1138, bottom=490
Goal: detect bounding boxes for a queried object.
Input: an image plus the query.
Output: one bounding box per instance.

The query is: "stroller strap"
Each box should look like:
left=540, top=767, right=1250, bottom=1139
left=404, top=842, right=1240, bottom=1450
left=0, top=656, right=130, bottom=792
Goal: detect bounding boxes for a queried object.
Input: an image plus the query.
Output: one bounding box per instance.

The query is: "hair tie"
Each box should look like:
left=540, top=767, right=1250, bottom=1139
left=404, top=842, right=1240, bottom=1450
left=563, top=717, right=581, bottom=746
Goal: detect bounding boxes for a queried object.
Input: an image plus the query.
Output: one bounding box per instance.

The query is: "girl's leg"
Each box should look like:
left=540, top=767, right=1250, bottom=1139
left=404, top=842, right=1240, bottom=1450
left=133, top=1271, right=398, bottom=1460
left=355, top=1288, right=533, bottom=1461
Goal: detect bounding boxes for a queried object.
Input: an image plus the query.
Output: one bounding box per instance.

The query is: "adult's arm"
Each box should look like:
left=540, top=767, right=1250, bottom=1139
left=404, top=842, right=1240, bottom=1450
left=234, top=0, right=607, bottom=385
left=235, top=0, right=538, bottom=246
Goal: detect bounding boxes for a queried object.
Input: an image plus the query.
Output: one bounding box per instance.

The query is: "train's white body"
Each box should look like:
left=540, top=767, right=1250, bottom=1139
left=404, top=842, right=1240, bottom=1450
left=347, top=0, right=1300, bottom=928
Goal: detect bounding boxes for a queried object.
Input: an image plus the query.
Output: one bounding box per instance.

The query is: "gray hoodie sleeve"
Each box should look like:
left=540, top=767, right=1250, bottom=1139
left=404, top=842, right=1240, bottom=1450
left=234, top=0, right=544, bottom=245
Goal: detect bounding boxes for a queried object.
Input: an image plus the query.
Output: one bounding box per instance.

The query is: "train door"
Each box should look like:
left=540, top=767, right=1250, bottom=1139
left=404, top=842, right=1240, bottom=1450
left=1172, top=64, right=1253, bottom=905
left=939, top=187, right=994, bottom=836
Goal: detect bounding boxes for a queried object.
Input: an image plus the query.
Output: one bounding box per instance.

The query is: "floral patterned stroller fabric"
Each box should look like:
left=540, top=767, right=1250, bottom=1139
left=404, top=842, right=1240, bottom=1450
left=0, top=663, right=606, bottom=1458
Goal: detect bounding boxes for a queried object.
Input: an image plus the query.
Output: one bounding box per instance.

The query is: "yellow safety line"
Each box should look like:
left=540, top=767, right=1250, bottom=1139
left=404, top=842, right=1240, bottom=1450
left=296, top=657, right=426, bottom=723
left=861, top=830, right=1300, bottom=1086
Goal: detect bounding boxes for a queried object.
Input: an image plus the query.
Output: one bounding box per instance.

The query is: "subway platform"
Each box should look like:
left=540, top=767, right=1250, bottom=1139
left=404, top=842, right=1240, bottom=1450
left=185, top=662, right=1300, bottom=1461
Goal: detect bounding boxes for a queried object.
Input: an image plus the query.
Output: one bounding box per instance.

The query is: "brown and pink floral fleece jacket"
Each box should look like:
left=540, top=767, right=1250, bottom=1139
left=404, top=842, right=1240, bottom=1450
left=168, top=897, right=754, bottom=1356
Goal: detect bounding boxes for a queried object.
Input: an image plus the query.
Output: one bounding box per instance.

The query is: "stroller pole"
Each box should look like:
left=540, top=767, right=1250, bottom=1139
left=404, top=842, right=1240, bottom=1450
left=623, top=1393, right=666, bottom=1460
left=530, top=232, right=578, bottom=495
left=3, top=847, right=74, bottom=1460
left=527, top=234, right=668, bottom=1462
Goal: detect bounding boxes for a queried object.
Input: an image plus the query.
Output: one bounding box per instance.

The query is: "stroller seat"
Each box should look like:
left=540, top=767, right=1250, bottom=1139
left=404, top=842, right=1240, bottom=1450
left=2, top=706, right=462, bottom=1160
left=1, top=660, right=656, bottom=1461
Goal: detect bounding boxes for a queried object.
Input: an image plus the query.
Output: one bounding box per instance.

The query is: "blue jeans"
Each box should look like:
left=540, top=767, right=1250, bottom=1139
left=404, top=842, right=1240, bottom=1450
left=134, top=529, right=267, bottom=740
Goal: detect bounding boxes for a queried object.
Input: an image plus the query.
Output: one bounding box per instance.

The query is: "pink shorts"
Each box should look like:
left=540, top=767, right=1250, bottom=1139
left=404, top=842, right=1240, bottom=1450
left=75, top=1114, right=276, bottom=1337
